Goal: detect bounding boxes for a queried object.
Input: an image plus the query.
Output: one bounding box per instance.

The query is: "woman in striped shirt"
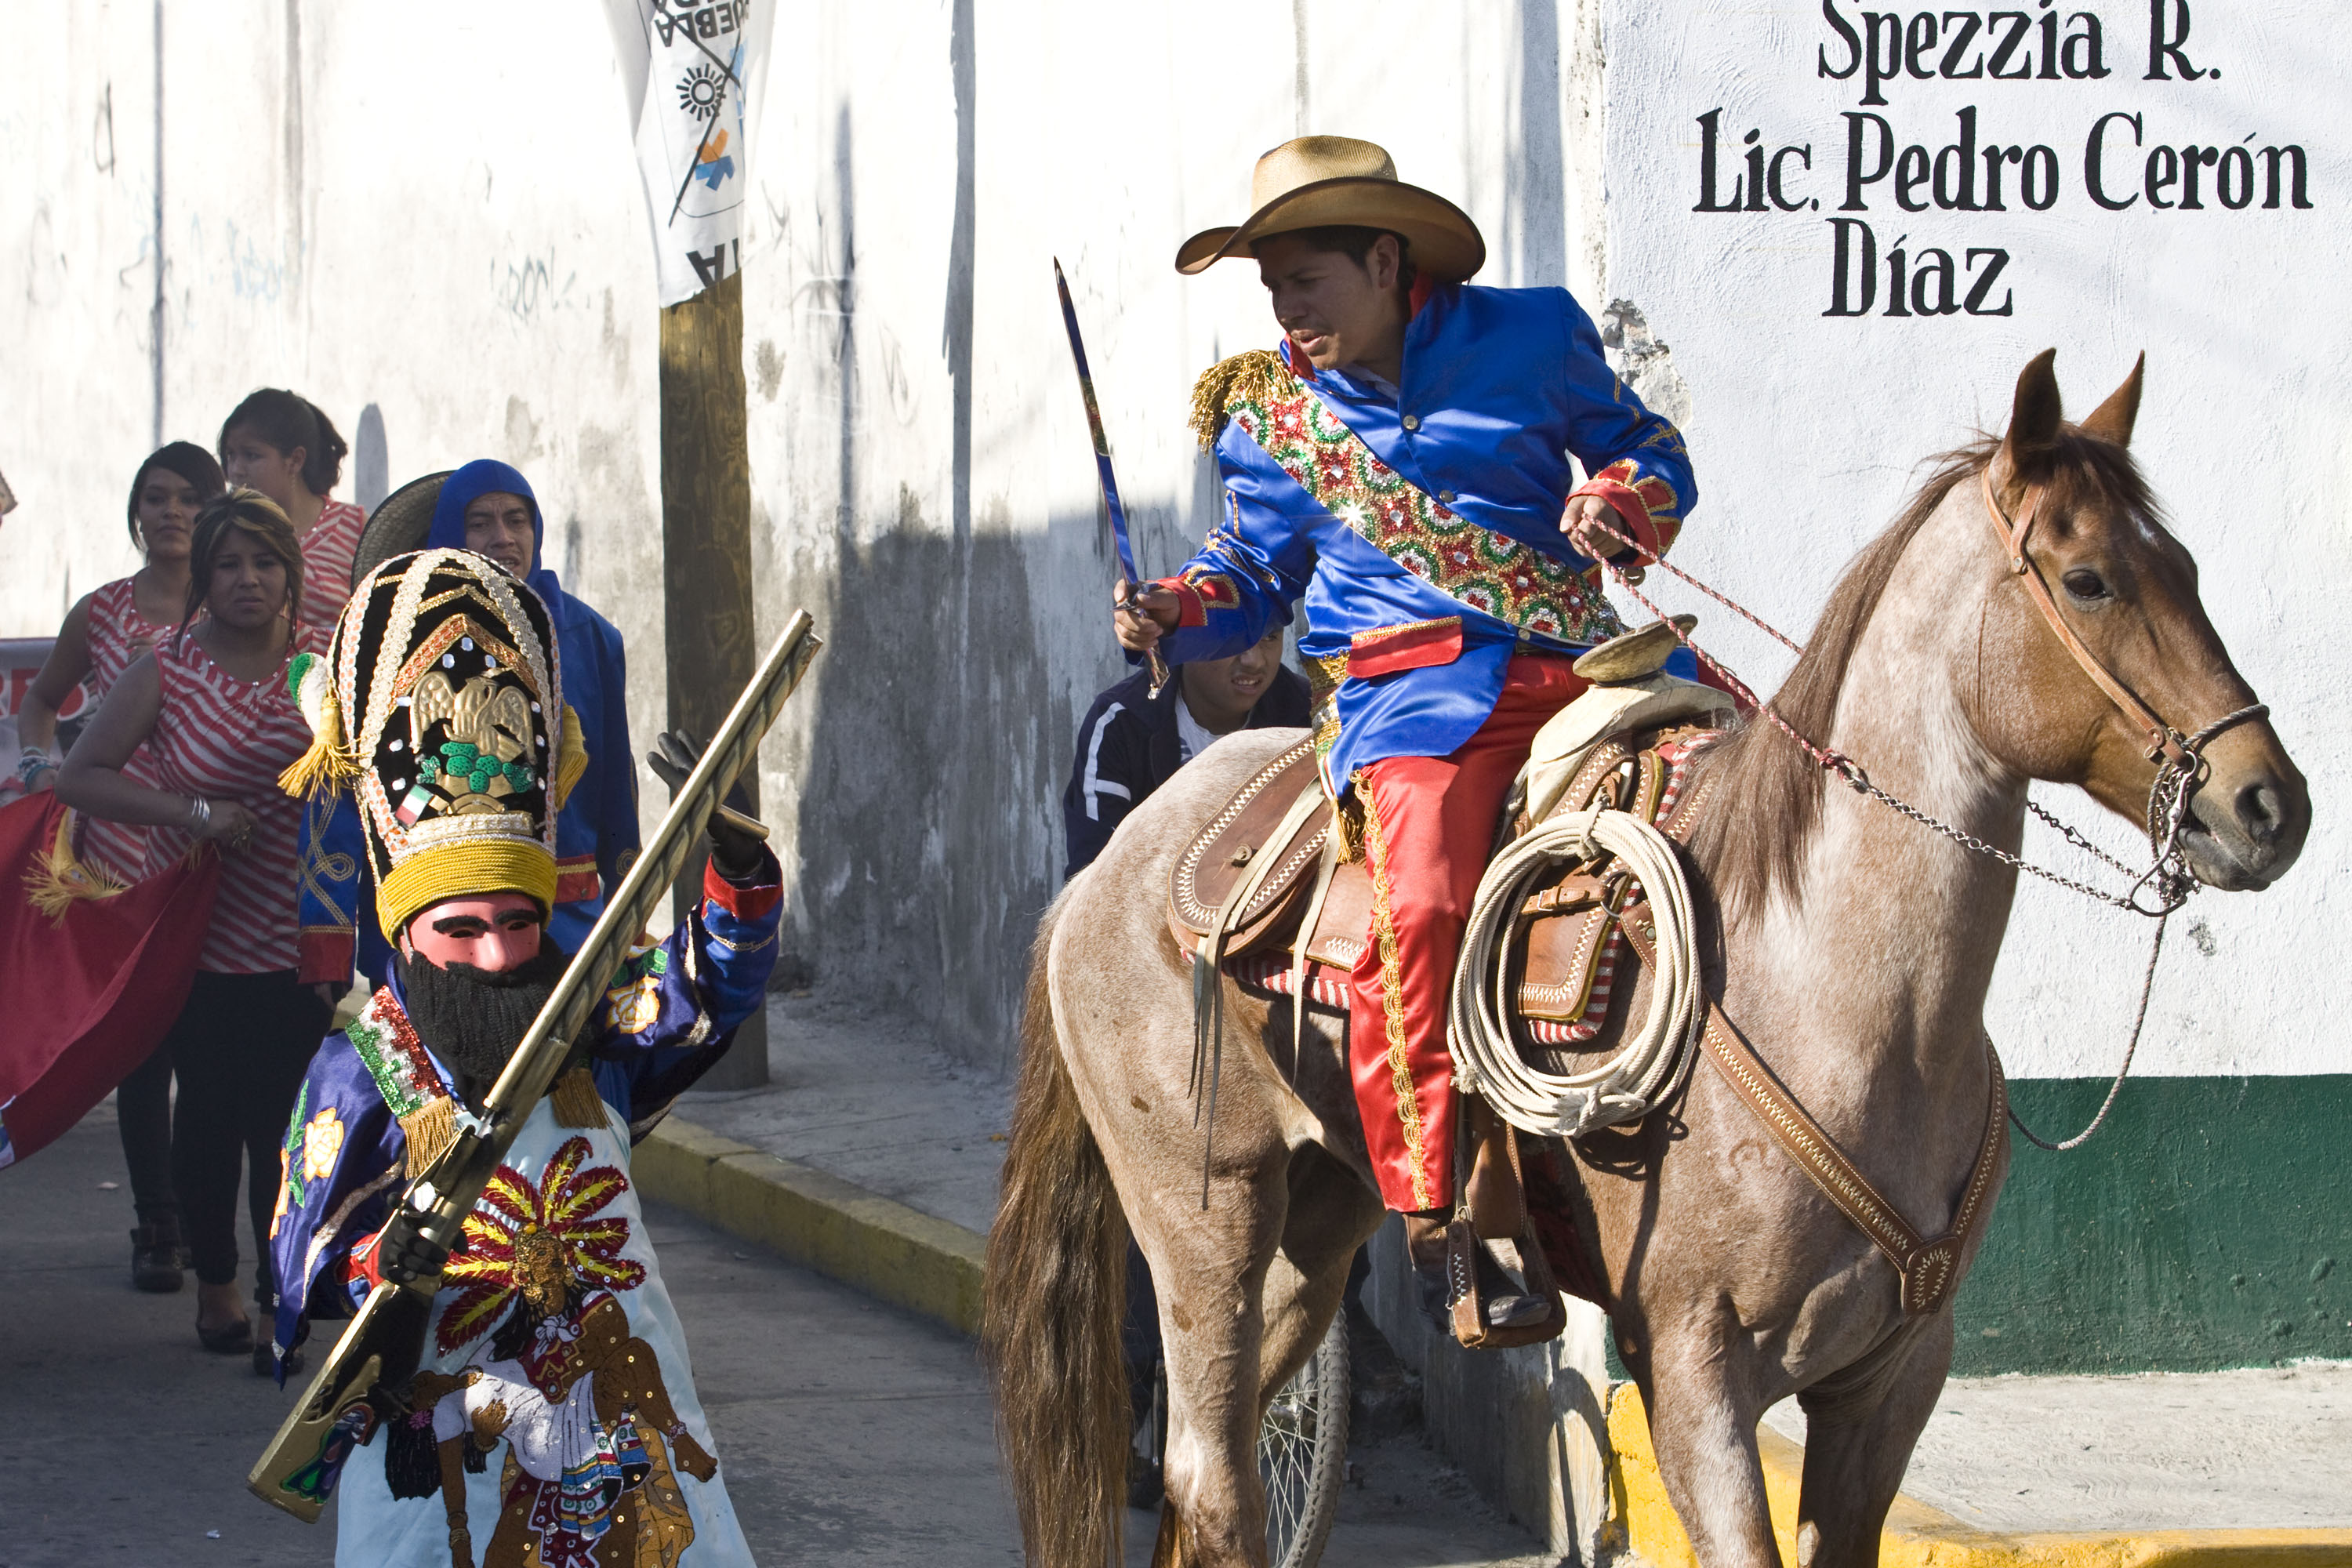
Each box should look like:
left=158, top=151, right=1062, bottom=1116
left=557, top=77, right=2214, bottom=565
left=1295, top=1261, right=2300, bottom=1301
left=14, top=442, right=226, bottom=1293
left=218, top=388, right=364, bottom=629
left=60, top=488, right=336, bottom=1372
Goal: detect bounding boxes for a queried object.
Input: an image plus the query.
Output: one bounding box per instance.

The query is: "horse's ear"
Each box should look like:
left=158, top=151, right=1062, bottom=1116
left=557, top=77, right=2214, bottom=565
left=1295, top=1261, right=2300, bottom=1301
left=2080, top=353, right=2146, bottom=448
left=2000, top=349, right=2064, bottom=477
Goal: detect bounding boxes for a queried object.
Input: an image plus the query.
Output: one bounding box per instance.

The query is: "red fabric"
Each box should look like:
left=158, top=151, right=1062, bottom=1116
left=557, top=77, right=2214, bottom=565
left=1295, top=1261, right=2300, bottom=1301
left=0, top=794, right=221, bottom=1169
left=297, top=927, right=355, bottom=989
left=1347, top=616, right=1464, bottom=679
left=1152, top=575, right=1209, bottom=629
left=554, top=855, right=601, bottom=906
left=344, top=1227, right=388, bottom=1293
left=1571, top=476, right=1665, bottom=561
left=1348, top=655, right=1587, bottom=1211
left=702, top=857, right=782, bottom=921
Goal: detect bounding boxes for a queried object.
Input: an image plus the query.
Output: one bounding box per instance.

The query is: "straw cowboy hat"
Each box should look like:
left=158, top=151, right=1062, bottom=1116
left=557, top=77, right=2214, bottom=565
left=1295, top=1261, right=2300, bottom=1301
left=1175, top=136, right=1486, bottom=282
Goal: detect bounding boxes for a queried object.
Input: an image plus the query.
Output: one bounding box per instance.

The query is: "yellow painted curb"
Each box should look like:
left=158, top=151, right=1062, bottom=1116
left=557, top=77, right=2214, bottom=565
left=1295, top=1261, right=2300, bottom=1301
left=635, top=1115, right=989, bottom=1336
left=1607, top=1385, right=2352, bottom=1568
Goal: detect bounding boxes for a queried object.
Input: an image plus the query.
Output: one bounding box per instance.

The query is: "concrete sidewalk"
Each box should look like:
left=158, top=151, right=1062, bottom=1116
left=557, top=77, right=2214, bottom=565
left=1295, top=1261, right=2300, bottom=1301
left=643, top=989, right=2352, bottom=1559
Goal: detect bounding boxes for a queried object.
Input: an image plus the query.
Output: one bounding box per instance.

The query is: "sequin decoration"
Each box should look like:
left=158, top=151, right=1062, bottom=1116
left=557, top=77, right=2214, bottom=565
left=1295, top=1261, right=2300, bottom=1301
left=1227, top=387, right=1625, bottom=646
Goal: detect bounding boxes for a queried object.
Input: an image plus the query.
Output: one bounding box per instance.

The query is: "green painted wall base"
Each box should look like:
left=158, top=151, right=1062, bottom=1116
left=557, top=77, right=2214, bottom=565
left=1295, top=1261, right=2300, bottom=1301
left=1951, top=1075, right=2352, bottom=1375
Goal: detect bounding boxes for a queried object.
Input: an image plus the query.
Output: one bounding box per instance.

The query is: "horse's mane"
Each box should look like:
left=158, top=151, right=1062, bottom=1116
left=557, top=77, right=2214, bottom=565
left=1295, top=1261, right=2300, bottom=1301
left=1686, top=430, right=2156, bottom=921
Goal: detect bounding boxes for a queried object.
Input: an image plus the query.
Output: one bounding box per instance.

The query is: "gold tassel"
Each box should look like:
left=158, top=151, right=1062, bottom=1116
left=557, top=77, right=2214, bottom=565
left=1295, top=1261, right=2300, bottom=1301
left=550, top=706, right=588, bottom=811
left=276, top=688, right=360, bottom=799
left=23, top=809, right=126, bottom=922
left=550, top=1066, right=605, bottom=1129
left=1187, top=348, right=1296, bottom=452
left=401, top=1097, right=459, bottom=1180
left=1332, top=797, right=1367, bottom=866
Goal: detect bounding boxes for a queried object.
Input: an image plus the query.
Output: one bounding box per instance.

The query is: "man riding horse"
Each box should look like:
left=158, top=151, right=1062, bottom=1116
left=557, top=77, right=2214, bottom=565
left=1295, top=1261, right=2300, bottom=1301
left=1113, top=136, right=1698, bottom=1323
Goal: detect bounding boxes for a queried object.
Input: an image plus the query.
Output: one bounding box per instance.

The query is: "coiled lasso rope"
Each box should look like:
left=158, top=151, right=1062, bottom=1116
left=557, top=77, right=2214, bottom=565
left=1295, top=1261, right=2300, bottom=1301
left=1446, top=804, right=1706, bottom=1138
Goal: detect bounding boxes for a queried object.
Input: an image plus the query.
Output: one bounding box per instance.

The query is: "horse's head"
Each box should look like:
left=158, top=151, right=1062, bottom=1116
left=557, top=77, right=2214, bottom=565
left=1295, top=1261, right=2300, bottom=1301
left=1976, top=350, right=2308, bottom=891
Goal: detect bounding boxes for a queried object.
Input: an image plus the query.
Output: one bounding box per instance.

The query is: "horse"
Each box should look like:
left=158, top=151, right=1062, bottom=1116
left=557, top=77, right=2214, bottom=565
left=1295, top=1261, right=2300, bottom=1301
left=982, top=350, right=2310, bottom=1568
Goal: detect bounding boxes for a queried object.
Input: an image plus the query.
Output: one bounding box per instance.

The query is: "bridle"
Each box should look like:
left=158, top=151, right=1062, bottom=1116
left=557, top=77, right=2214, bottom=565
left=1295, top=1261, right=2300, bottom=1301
left=1578, top=463, right=2273, bottom=1147
left=1980, top=467, right=2267, bottom=768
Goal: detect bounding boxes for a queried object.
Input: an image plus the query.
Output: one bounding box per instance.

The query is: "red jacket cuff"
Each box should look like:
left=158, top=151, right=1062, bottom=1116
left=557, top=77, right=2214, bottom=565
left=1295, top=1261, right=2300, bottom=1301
left=1571, top=477, right=1670, bottom=562
left=346, top=1228, right=388, bottom=1293
left=1152, top=575, right=1208, bottom=629
left=297, top=929, right=354, bottom=989
left=703, top=854, right=784, bottom=921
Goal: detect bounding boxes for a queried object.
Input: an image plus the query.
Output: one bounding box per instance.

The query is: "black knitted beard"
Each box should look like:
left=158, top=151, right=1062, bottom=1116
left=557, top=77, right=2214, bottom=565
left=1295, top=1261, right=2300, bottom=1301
left=394, top=940, right=568, bottom=1104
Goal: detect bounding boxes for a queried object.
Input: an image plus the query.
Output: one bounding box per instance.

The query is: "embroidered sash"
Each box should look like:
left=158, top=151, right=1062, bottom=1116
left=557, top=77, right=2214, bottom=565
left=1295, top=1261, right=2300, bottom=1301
left=1221, top=364, right=1624, bottom=646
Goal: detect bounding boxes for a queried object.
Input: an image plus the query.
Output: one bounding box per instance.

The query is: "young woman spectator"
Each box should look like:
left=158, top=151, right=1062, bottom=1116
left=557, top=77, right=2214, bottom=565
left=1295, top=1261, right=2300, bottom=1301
left=217, top=389, right=363, bottom=626
left=15, top=442, right=226, bottom=1293
left=58, top=489, right=335, bottom=1372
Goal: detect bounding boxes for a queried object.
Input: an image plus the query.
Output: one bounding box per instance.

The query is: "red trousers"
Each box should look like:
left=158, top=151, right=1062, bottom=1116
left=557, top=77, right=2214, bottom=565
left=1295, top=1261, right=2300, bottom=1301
left=1348, top=655, right=1588, bottom=1212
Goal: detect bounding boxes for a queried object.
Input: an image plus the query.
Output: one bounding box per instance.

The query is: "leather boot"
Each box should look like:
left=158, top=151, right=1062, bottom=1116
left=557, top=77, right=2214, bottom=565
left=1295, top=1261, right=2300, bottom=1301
left=129, top=1219, right=184, bottom=1294
left=1403, top=1210, right=1453, bottom=1332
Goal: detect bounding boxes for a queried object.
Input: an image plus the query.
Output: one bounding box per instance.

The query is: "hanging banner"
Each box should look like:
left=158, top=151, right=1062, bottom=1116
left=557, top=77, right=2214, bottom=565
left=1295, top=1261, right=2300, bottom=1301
left=604, top=0, right=777, bottom=306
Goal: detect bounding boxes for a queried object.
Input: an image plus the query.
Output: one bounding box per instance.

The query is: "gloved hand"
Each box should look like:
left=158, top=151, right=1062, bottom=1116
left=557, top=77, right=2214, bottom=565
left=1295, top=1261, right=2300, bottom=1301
left=374, top=1201, right=452, bottom=1287
left=647, top=728, right=765, bottom=880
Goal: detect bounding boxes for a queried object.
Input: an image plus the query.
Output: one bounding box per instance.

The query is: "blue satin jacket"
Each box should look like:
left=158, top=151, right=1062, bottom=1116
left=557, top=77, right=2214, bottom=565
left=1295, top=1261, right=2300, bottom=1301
left=267, top=854, right=781, bottom=1368
left=1156, top=283, right=1697, bottom=794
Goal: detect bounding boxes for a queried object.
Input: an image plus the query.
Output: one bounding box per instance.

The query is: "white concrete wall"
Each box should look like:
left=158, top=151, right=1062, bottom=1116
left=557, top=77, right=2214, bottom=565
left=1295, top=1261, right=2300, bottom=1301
left=733, top=0, right=1618, bottom=1059
left=1602, top=0, right=2347, bottom=1078
left=0, top=4, right=673, bottom=847
left=0, top=2, right=1624, bottom=1071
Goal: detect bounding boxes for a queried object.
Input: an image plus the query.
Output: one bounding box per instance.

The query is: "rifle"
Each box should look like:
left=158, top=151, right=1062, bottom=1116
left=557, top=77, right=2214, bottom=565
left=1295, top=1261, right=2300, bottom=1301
left=248, top=610, right=823, bottom=1520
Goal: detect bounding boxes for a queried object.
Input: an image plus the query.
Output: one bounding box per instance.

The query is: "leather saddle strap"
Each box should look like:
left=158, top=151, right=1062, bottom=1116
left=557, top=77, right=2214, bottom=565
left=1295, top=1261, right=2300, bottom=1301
left=1617, top=911, right=2009, bottom=1316
left=1980, top=469, right=2187, bottom=764
left=1288, top=828, right=1342, bottom=1066
left=1700, top=1006, right=2008, bottom=1316
left=1195, top=779, right=1334, bottom=1130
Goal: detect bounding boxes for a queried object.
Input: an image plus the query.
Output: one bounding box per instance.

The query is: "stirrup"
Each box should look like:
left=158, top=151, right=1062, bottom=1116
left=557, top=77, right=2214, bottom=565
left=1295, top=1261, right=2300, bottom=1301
left=1445, top=1098, right=1567, bottom=1351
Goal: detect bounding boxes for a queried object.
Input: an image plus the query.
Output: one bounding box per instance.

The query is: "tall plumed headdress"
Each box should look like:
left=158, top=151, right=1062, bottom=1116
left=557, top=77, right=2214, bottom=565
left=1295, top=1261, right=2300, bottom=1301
left=279, top=549, right=587, bottom=938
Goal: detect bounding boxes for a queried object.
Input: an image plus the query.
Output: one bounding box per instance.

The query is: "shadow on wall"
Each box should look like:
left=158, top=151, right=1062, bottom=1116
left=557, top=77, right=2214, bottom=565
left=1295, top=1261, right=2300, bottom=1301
left=772, top=492, right=1076, bottom=1078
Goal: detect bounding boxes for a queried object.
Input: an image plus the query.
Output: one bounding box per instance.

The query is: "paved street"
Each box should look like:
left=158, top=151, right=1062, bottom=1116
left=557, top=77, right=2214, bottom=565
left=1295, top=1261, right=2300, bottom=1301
left=0, top=1108, right=1548, bottom=1566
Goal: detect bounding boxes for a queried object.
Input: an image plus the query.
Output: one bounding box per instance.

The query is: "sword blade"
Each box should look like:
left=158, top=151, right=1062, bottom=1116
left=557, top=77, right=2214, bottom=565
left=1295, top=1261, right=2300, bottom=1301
left=1054, top=258, right=1141, bottom=586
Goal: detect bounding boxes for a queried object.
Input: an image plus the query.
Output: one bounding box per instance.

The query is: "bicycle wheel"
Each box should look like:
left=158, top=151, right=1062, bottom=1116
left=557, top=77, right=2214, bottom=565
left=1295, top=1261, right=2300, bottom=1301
left=1259, top=1310, right=1350, bottom=1568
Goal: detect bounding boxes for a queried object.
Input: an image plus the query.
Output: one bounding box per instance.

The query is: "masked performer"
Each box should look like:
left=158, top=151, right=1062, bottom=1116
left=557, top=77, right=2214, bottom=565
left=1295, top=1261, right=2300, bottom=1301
left=268, top=548, right=773, bottom=1566
left=1115, top=137, right=1700, bottom=1319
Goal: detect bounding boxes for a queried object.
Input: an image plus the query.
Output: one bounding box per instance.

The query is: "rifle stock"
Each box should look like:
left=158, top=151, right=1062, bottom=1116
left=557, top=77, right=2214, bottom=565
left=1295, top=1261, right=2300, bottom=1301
left=249, top=611, right=822, bottom=1519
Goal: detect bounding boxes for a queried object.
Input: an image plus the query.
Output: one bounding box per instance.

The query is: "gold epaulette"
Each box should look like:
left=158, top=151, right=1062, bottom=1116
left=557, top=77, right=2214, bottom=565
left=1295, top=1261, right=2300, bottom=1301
left=1187, top=349, right=1298, bottom=453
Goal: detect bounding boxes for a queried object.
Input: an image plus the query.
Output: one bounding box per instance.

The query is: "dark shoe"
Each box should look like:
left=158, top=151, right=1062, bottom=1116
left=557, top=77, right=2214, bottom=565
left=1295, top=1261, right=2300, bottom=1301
left=129, top=1223, right=184, bottom=1293
left=197, top=1313, right=253, bottom=1354
left=1403, top=1211, right=1455, bottom=1332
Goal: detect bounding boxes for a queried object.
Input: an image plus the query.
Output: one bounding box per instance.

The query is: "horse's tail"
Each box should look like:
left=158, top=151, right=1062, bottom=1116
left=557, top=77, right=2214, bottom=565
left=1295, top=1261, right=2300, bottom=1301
left=982, top=895, right=1130, bottom=1568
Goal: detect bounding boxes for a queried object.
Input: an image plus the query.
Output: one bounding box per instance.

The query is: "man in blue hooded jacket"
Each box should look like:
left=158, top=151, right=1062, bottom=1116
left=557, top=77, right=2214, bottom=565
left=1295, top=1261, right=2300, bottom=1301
left=296, top=460, right=641, bottom=982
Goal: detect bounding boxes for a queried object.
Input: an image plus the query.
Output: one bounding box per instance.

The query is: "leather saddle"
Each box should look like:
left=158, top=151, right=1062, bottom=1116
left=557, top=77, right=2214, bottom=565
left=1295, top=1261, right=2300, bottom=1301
left=1165, top=629, right=1733, bottom=1047
left=1163, top=620, right=1734, bottom=1349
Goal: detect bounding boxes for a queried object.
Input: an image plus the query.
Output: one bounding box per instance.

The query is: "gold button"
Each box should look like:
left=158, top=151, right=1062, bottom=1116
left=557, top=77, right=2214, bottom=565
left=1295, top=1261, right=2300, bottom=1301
left=1402, top=415, right=1421, bottom=431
